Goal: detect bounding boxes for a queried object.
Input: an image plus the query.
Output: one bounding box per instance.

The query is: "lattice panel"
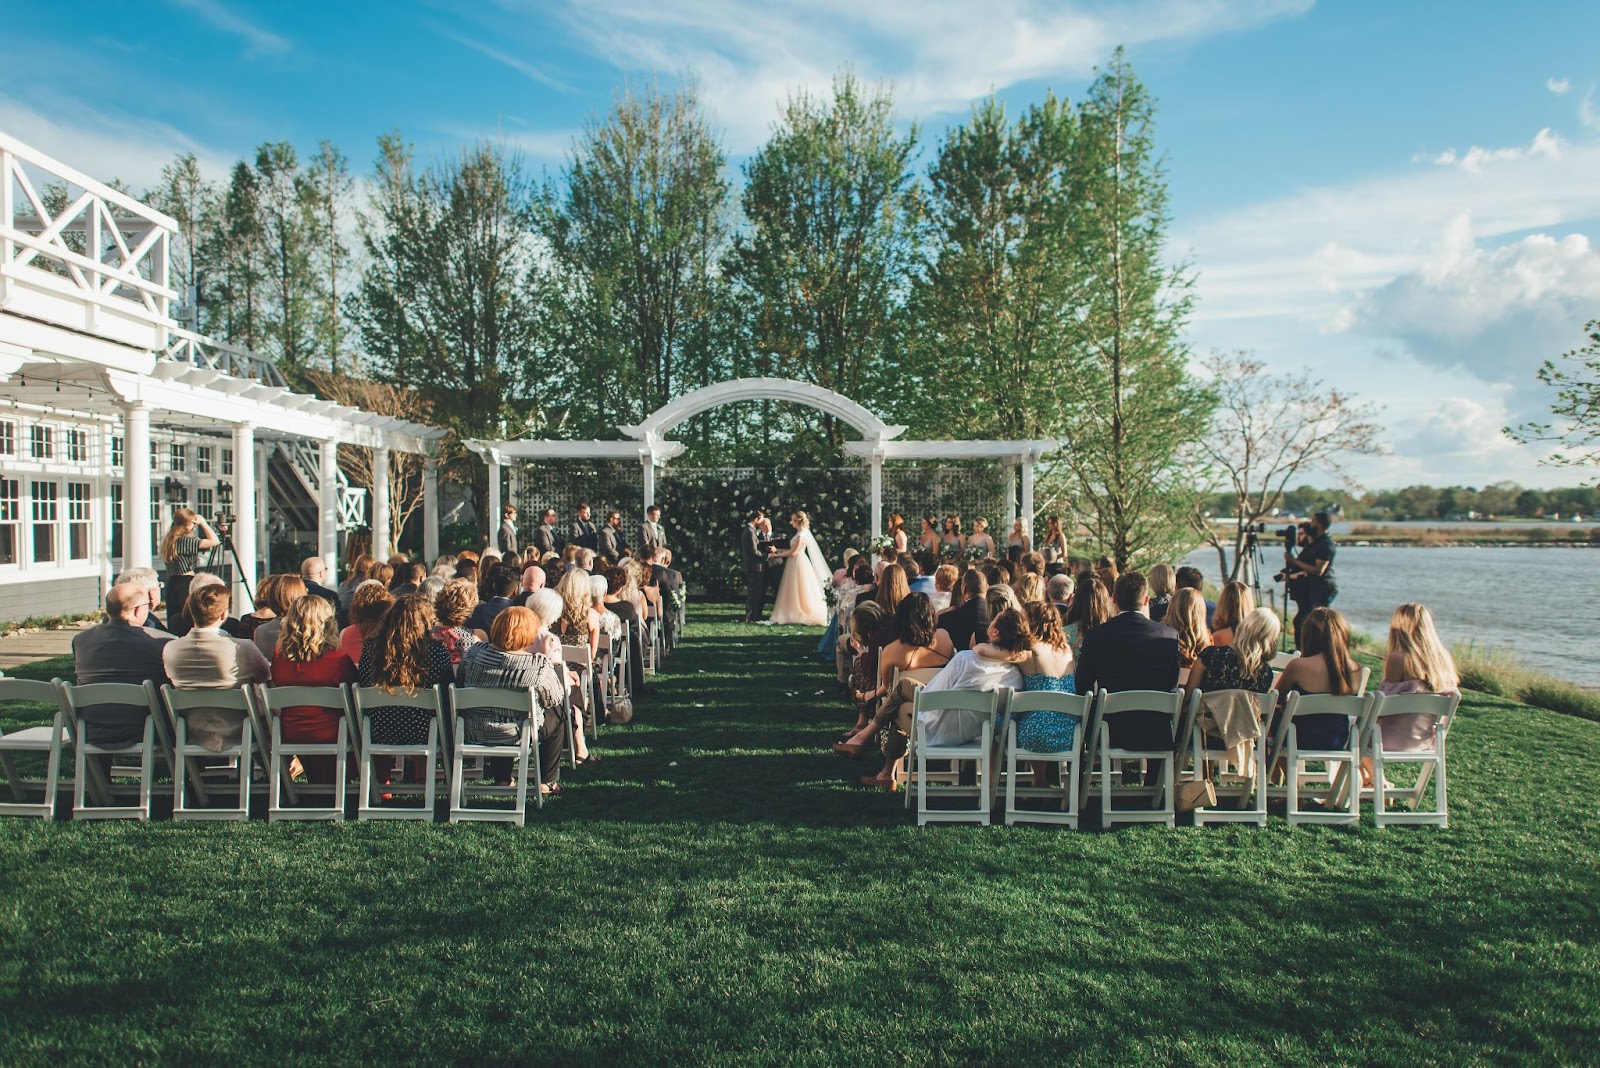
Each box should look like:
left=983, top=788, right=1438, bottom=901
left=511, top=462, right=644, bottom=533
left=881, top=463, right=1013, bottom=537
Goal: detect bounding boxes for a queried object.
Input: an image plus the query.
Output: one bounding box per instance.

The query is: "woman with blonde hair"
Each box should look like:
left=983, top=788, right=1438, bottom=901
left=270, top=594, right=357, bottom=782
left=966, top=517, right=997, bottom=559
left=1168, top=588, right=1212, bottom=670
left=1012, top=572, right=1045, bottom=605
left=159, top=507, right=220, bottom=634
left=1146, top=563, right=1175, bottom=624
left=1377, top=602, right=1459, bottom=752
left=1006, top=517, right=1030, bottom=556
left=1187, top=607, right=1278, bottom=695
left=930, top=563, right=958, bottom=613
left=1210, top=581, right=1254, bottom=646
left=250, top=574, right=308, bottom=660
left=984, top=583, right=1022, bottom=620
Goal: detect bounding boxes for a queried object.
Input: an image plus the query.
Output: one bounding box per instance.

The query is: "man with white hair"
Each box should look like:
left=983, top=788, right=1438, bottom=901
left=115, top=567, right=168, bottom=632
left=72, top=582, right=175, bottom=747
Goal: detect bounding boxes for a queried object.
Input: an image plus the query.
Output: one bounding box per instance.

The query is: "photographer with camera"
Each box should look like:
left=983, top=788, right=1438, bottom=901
left=1281, top=511, right=1337, bottom=648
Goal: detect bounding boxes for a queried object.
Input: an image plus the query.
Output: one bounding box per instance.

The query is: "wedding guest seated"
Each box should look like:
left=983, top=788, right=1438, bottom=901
left=1186, top=607, right=1278, bottom=695
left=269, top=594, right=357, bottom=782
left=356, top=594, right=454, bottom=760
left=914, top=608, right=1032, bottom=747
left=252, top=574, right=307, bottom=660
left=930, top=564, right=958, bottom=613
left=340, top=582, right=395, bottom=665
left=1272, top=606, right=1362, bottom=751
left=72, top=582, right=174, bottom=747
left=1063, top=573, right=1111, bottom=660
left=451, top=559, right=477, bottom=585
left=1147, top=563, right=1175, bottom=624
left=602, top=567, right=646, bottom=694
left=985, top=583, right=1022, bottom=621
left=1021, top=551, right=1045, bottom=577
left=844, top=601, right=885, bottom=732
left=468, top=567, right=520, bottom=637
left=419, top=576, right=447, bottom=601
left=339, top=554, right=375, bottom=613
left=300, top=556, right=343, bottom=619
left=179, top=573, right=246, bottom=638
left=516, top=565, right=547, bottom=607
left=115, top=567, right=168, bottom=632
left=1175, top=566, right=1216, bottom=628
left=1167, top=587, right=1212, bottom=671
left=1376, top=602, right=1459, bottom=752
left=525, top=590, right=567, bottom=659
left=1009, top=600, right=1077, bottom=785
left=1012, top=572, right=1045, bottom=605
left=936, top=569, right=989, bottom=651
left=590, top=574, right=623, bottom=645
left=391, top=562, right=427, bottom=597
left=368, top=562, right=395, bottom=590
left=868, top=565, right=910, bottom=649
left=458, top=606, right=568, bottom=794
left=1210, top=581, right=1253, bottom=646
left=835, top=594, right=955, bottom=776
left=904, top=555, right=935, bottom=598
left=553, top=569, right=603, bottom=754
left=1073, top=572, right=1179, bottom=756
left=1095, top=556, right=1118, bottom=597
left=476, top=554, right=502, bottom=602
left=236, top=574, right=281, bottom=641
left=163, top=583, right=272, bottom=752
left=1047, top=573, right=1073, bottom=615
left=432, top=579, right=481, bottom=667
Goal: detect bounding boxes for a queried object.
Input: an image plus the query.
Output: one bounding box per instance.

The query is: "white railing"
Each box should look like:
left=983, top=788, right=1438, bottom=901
left=164, top=326, right=288, bottom=386
left=0, top=128, right=177, bottom=351
left=278, top=440, right=366, bottom=531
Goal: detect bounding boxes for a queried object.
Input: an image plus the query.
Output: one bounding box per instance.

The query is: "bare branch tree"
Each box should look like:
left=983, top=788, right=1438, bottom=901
left=1507, top=319, right=1600, bottom=479
left=303, top=368, right=440, bottom=546
left=1191, top=351, right=1386, bottom=582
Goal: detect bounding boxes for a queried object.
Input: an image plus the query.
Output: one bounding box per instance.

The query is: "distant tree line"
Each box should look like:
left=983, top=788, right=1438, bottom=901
left=1200, top=483, right=1598, bottom=522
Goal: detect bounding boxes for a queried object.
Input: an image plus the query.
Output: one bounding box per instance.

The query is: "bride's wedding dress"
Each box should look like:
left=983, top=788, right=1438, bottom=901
left=770, top=527, right=830, bottom=626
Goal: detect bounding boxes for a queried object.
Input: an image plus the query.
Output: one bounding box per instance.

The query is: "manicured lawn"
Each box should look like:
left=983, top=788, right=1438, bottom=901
left=2, top=605, right=1597, bottom=1064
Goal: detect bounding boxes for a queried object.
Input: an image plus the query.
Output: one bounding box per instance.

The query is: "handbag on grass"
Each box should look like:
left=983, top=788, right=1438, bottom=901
left=608, top=695, right=634, bottom=724
left=1175, top=780, right=1216, bottom=812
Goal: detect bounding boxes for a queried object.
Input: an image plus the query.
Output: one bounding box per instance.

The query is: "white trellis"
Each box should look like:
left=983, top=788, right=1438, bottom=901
left=467, top=377, right=1057, bottom=540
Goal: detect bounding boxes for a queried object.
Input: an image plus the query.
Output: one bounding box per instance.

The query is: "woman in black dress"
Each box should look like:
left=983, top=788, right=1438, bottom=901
left=357, top=594, right=455, bottom=783
left=160, top=507, right=219, bottom=634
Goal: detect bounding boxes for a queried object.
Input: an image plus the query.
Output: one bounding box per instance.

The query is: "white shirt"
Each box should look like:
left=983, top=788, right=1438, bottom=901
left=917, top=650, right=1023, bottom=746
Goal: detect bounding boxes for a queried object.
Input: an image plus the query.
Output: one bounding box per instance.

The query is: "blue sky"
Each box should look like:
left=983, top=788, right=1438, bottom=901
left=5, top=0, right=1599, bottom=488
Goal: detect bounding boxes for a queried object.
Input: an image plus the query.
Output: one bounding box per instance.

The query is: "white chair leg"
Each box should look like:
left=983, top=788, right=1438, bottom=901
left=174, top=719, right=189, bottom=816
left=138, top=719, right=154, bottom=820
left=423, top=723, right=438, bottom=818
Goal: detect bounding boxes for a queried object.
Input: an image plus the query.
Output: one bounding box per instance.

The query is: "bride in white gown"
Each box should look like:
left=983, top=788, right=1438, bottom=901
left=769, top=510, right=831, bottom=626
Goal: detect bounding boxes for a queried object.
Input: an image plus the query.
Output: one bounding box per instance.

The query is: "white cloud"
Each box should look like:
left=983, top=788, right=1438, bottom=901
left=1416, top=128, right=1562, bottom=173
left=441, top=31, right=573, bottom=93
left=0, top=93, right=235, bottom=193
left=1547, top=77, right=1571, bottom=95
left=165, top=0, right=288, bottom=57
left=501, top=0, right=1315, bottom=150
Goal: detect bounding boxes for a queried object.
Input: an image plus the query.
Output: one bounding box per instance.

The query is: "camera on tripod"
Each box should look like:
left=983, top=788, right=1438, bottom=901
left=1243, top=519, right=1299, bottom=549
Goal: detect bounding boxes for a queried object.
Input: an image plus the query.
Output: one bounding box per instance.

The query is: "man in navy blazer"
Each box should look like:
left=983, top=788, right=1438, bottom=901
left=1074, top=571, right=1180, bottom=751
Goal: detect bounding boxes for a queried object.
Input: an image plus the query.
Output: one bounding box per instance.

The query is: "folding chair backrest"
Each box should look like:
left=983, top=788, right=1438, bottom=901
left=1097, top=689, right=1183, bottom=719
left=912, top=688, right=1000, bottom=717
left=60, top=681, right=159, bottom=731
left=1356, top=665, right=1372, bottom=696
left=1005, top=689, right=1092, bottom=721
left=1173, top=688, right=1203, bottom=759
left=351, top=686, right=442, bottom=714
left=1371, top=692, right=1459, bottom=751
left=0, top=678, right=62, bottom=733
left=561, top=644, right=592, bottom=672
left=448, top=685, right=536, bottom=719
left=1272, top=692, right=1372, bottom=752
left=256, top=685, right=348, bottom=715
left=163, top=686, right=253, bottom=716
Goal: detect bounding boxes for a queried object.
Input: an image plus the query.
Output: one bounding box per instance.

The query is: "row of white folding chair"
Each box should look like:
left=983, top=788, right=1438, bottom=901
left=0, top=678, right=73, bottom=819
left=1262, top=665, right=1372, bottom=826
left=1172, top=688, right=1273, bottom=826
left=1364, top=691, right=1457, bottom=828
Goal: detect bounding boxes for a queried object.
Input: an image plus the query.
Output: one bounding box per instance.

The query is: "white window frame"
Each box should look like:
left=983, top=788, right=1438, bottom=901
left=0, top=477, right=19, bottom=568
left=30, top=480, right=59, bottom=566
left=30, top=423, right=53, bottom=460
left=66, top=481, right=91, bottom=561
left=197, top=445, right=213, bottom=474
left=0, top=419, right=14, bottom=456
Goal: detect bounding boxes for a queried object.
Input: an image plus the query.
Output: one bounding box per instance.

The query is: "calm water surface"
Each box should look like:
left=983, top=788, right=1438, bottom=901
left=1182, top=545, right=1599, bottom=687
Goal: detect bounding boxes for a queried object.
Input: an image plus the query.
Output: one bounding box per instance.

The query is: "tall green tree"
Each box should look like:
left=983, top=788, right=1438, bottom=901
left=146, top=153, right=216, bottom=331
left=545, top=79, right=734, bottom=433
left=904, top=94, right=1079, bottom=439
left=303, top=141, right=353, bottom=373
left=254, top=141, right=316, bottom=379
left=352, top=134, right=548, bottom=512
left=730, top=71, right=920, bottom=449
left=211, top=161, right=266, bottom=350
left=1056, top=50, right=1212, bottom=570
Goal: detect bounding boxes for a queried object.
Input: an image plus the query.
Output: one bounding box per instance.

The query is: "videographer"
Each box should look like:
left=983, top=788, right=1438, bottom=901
left=1282, top=511, right=1337, bottom=648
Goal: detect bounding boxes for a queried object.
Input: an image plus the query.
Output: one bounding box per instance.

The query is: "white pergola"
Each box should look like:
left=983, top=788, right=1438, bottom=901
left=467, top=377, right=1057, bottom=538
left=1, top=128, right=448, bottom=612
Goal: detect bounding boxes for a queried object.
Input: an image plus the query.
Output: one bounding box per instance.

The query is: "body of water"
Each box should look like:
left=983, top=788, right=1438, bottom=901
left=1181, top=544, right=1598, bottom=687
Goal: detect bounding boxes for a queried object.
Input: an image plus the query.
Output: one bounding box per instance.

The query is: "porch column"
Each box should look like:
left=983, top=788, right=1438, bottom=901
left=869, top=450, right=883, bottom=539
left=318, top=438, right=339, bottom=575
left=256, top=444, right=271, bottom=575
left=485, top=454, right=502, bottom=549
left=422, top=458, right=440, bottom=562
left=231, top=423, right=258, bottom=611
left=371, top=444, right=392, bottom=561
left=122, top=401, right=153, bottom=570
left=98, top=422, right=116, bottom=593
left=641, top=455, right=656, bottom=511
left=1020, top=453, right=1036, bottom=543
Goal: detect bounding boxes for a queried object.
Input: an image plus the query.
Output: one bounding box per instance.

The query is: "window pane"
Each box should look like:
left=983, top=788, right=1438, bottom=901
left=0, top=526, right=15, bottom=565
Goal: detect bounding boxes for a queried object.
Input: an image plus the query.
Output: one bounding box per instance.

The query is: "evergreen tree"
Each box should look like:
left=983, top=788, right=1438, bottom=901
left=1057, top=50, right=1212, bottom=570
left=212, top=161, right=265, bottom=350
left=303, top=141, right=353, bottom=373
left=146, top=153, right=216, bottom=331
left=254, top=141, right=316, bottom=379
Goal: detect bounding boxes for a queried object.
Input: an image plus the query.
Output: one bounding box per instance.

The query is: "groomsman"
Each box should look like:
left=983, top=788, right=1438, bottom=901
left=598, top=510, right=627, bottom=561
left=570, top=502, right=598, bottom=551
left=640, top=505, right=666, bottom=556
left=532, top=508, right=563, bottom=557
left=497, top=505, right=519, bottom=556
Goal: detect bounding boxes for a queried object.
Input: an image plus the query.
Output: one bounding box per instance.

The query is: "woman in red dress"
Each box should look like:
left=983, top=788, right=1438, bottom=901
left=271, top=594, right=357, bottom=783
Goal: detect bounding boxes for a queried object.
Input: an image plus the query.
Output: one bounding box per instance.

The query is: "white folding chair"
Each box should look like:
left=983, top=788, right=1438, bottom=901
left=58, top=680, right=164, bottom=821
left=562, top=643, right=597, bottom=738
left=350, top=685, right=444, bottom=821
left=162, top=685, right=255, bottom=821
left=1002, top=690, right=1092, bottom=828
left=0, top=678, right=69, bottom=819
left=1368, top=691, right=1458, bottom=828
left=642, top=603, right=661, bottom=675
left=448, top=685, right=540, bottom=825
left=1268, top=692, right=1374, bottom=826
left=1091, top=689, right=1183, bottom=829
left=1181, top=689, right=1274, bottom=827
left=253, top=685, right=349, bottom=821
left=908, top=688, right=1003, bottom=827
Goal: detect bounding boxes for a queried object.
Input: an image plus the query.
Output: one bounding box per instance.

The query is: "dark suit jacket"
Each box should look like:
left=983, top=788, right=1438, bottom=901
left=497, top=520, right=518, bottom=555
left=739, top=525, right=765, bottom=579
left=73, top=619, right=174, bottom=747
left=467, top=597, right=516, bottom=635
left=1074, top=611, right=1180, bottom=749
left=598, top=526, right=623, bottom=561
left=937, top=597, right=990, bottom=651
left=570, top=519, right=598, bottom=551
left=532, top=524, right=561, bottom=556
left=652, top=564, right=684, bottom=595
left=307, top=580, right=345, bottom=628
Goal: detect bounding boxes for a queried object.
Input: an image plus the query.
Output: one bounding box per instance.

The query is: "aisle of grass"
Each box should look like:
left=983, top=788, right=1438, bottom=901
left=2, top=605, right=1598, bottom=1064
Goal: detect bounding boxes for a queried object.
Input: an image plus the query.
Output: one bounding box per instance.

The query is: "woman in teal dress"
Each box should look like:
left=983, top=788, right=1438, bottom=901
left=974, top=601, right=1078, bottom=757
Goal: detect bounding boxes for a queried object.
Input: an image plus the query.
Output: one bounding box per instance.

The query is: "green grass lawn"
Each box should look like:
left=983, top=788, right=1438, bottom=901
left=2, top=605, right=1598, bottom=1065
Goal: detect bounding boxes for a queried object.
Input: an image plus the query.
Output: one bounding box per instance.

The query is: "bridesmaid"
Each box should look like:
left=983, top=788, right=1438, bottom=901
left=940, top=515, right=965, bottom=556
left=966, top=517, right=997, bottom=559
left=887, top=513, right=909, bottom=554
left=1006, top=517, right=1030, bottom=556
left=917, top=514, right=940, bottom=556
left=1040, top=516, right=1070, bottom=561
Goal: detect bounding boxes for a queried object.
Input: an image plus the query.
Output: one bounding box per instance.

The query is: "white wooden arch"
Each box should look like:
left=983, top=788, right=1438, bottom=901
left=468, top=376, right=1057, bottom=540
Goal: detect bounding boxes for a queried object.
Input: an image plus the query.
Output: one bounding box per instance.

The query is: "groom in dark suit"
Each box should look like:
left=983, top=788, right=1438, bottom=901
left=739, top=509, right=770, bottom=624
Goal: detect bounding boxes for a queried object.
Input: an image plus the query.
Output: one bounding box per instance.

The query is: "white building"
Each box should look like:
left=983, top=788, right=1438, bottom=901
left=1, top=130, right=446, bottom=622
